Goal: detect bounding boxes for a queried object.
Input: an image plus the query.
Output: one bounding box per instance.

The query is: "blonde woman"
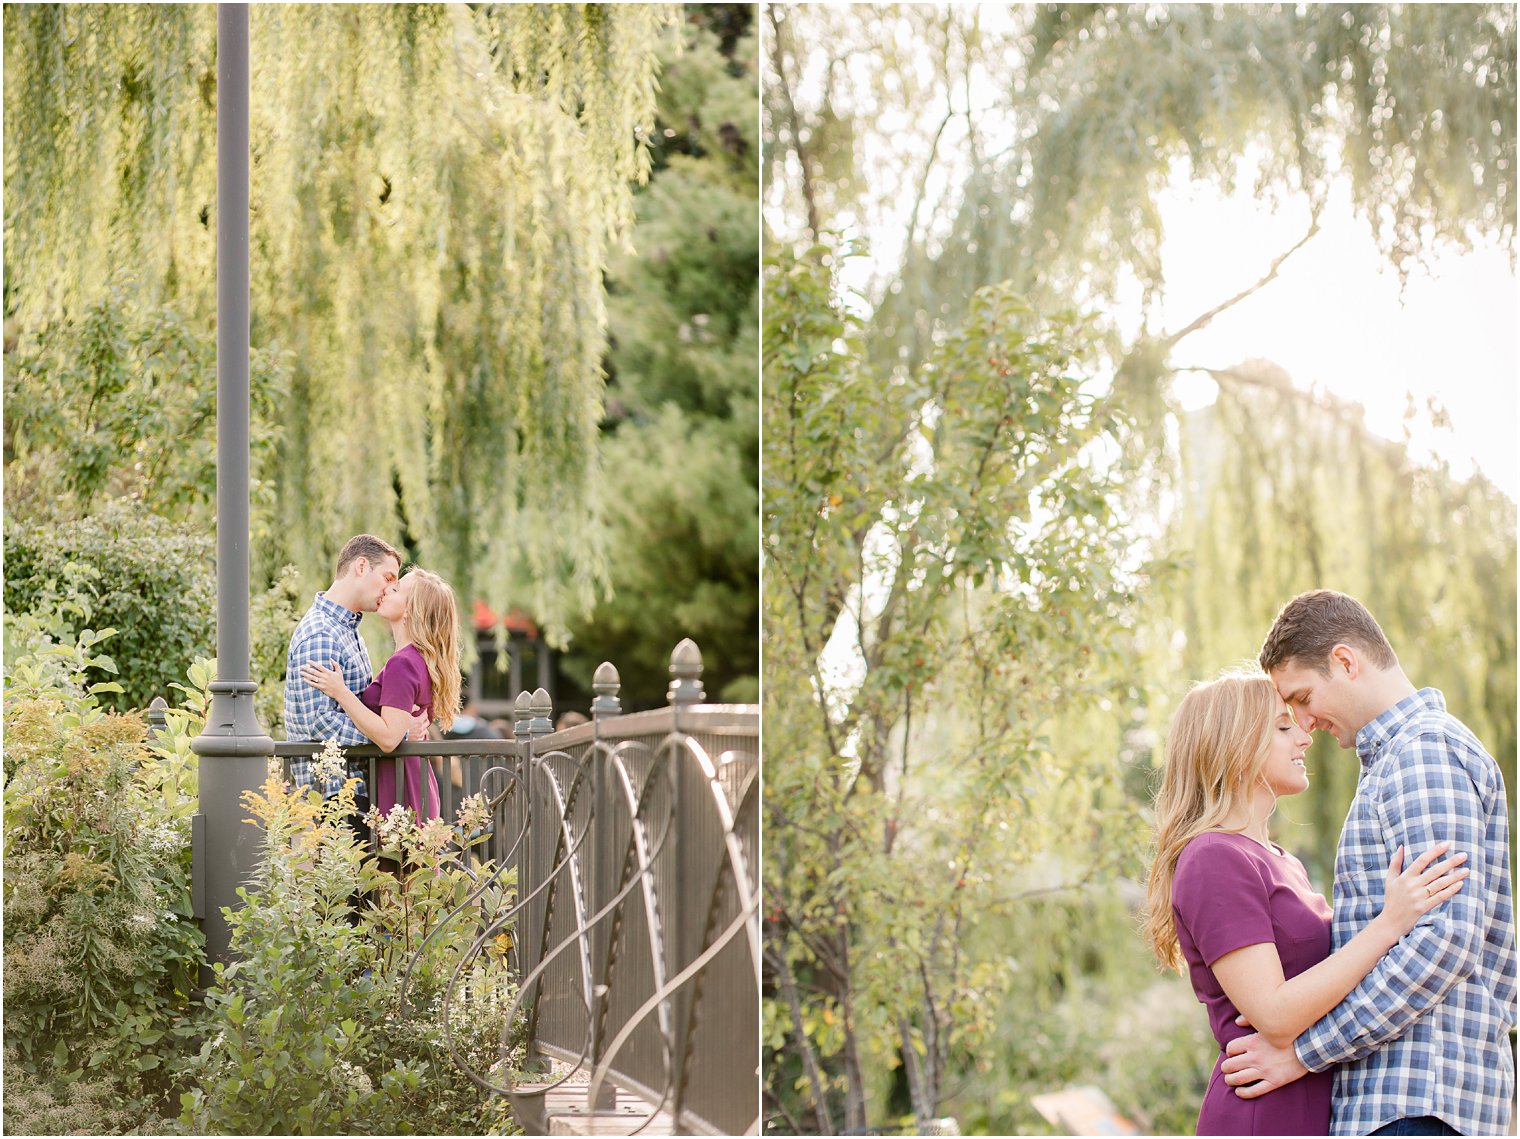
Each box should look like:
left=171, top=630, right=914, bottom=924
left=301, top=567, right=462, bottom=822
left=1144, top=672, right=1468, bottom=1136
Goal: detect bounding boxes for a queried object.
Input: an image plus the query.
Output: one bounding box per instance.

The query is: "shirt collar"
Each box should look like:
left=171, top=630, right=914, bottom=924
left=1354, top=687, right=1445, bottom=769
left=312, top=591, right=363, bottom=630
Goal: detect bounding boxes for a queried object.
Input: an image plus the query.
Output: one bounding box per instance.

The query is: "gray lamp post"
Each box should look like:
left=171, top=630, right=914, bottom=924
left=190, top=2, right=274, bottom=973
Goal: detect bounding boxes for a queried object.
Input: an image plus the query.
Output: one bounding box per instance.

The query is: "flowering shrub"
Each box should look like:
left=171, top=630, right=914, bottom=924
left=2, top=630, right=205, bottom=1134
left=4, top=631, right=525, bottom=1135
left=182, top=748, right=525, bottom=1135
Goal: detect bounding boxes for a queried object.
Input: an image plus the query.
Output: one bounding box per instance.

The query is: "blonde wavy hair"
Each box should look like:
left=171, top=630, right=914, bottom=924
left=1143, top=671, right=1279, bottom=972
left=403, top=567, right=461, bottom=733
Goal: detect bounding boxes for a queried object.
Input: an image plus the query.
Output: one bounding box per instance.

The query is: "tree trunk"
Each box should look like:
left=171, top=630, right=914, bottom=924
left=838, top=929, right=869, bottom=1132
left=770, top=944, right=836, bottom=1135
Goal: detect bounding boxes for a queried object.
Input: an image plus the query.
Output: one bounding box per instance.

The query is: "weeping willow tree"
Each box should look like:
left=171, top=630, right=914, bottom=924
left=764, top=3, right=1515, bottom=1131
left=1136, top=362, right=1518, bottom=883
left=770, top=3, right=1513, bottom=322
left=4, top=3, right=680, bottom=640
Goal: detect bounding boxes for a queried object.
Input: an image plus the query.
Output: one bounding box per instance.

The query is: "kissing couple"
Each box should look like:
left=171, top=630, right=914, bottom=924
left=281, top=533, right=464, bottom=833
left=1147, top=590, right=1514, bottom=1136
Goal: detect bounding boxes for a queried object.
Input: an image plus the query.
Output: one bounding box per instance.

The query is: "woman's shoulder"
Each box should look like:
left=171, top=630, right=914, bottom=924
left=378, top=643, right=428, bottom=681
left=1174, top=831, right=1269, bottom=887
left=392, top=642, right=427, bottom=666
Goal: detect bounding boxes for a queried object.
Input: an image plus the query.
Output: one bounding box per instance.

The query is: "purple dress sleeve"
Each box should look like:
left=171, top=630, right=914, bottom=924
left=1173, top=837, right=1277, bottom=965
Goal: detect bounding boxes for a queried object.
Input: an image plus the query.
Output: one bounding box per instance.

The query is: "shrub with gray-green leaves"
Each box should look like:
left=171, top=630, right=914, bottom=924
left=4, top=500, right=215, bottom=712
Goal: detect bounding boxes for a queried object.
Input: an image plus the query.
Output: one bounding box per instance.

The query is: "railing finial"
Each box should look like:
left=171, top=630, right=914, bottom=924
left=513, top=690, right=533, bottom=746
left=147, top=695, right=169, bottom=740
left=529, top=687, right=553, bottom=737
left=592, top=661, right=622, bottom=717
left=667, top=638, right=705, bottom=706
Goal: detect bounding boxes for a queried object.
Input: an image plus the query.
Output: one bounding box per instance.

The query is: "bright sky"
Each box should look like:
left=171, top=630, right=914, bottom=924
left=1147, top=170, right=1518, bottom=501
left=819, top=166, right=1518, bottom=501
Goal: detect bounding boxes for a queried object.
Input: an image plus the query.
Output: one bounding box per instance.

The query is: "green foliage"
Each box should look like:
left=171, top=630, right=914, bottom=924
left=952, top=891, right=1210, bottom=1136
left=183, top=760, right=523, bottom=1135
left=4, top=502, right=307, bottom=725
left=1143, top=374, right=1518, bottom=884
left=4, top=500, right=216, bottom=712
left=564, top=405, right=759, bottom=708
left=3, top=279, right=289, bottom=525
left=764, top=244, right=1146, bottom=1132
left=562, top=9, right=759, bottom=708
left=4, top=3, right=682, bottom=639
left=2, top=632, right=206, bottom=1135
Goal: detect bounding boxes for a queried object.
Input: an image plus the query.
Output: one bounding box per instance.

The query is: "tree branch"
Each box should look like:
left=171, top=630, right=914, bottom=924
left=902, top=106, right=956, bottom=266
left=1161, top=212, right=1322, bottom=349
left=767, top=7, right=821, bottom=243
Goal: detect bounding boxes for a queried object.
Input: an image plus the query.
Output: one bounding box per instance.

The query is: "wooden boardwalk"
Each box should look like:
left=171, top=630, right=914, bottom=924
left=533, top=1061, right=675, bottom=1136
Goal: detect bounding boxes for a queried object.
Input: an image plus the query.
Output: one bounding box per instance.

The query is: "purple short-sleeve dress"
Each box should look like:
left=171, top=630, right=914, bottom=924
left=1172, top=831, right=1336, bottom=1136
left=359, top=643, right=442, bottom=822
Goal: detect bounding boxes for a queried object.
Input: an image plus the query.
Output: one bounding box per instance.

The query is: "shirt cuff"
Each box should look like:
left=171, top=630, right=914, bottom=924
left=1294, top=1021, right=1343, bottom=1073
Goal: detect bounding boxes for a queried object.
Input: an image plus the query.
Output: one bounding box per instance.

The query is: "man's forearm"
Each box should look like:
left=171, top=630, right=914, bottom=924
left=1295, top=911, right=1482, bottom=1069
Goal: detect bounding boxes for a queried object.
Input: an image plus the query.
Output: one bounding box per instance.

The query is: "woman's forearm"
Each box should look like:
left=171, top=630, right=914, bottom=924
left=1214, top=915, right=1402, bottom=1048
left=329, top=685, right=405, bottom=752
left=1262, top=916, right=1402, bottom=1045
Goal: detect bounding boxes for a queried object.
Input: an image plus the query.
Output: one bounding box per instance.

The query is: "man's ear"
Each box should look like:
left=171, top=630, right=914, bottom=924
left=1330, top=643, right=1359, bottom=679
left=350, top=555, right=368, bottom=579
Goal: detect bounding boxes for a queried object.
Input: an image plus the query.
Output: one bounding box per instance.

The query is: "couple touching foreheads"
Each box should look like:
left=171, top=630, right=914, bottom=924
left=281, top=533, right=463, bottom=829
left=1147, top=590, right=1514, bottom=1137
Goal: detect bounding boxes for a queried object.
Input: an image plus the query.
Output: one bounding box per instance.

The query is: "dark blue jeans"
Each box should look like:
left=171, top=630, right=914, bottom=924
left=1370, top=1118, right=1459, bottom=1136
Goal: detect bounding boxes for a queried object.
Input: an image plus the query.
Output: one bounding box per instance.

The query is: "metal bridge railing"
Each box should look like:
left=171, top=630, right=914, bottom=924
left=264, top=638, right=759, bottom=1135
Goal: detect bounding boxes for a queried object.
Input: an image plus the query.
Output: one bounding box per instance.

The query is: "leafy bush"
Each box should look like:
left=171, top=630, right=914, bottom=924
left=3, top=277, right=288, bottom=523
left=3, top=501, right=303, bottom=725
left=250, top=562, right=308, bottom=736
left=3, top=619, right=523, bottom=1135
left=2, top=629, right=206, bottom=1134
left=183, top=751, right=524, bottom=1135
left=4, top=500, right=216, bottom=711
left=952, top=890, right=1211, bottom=1138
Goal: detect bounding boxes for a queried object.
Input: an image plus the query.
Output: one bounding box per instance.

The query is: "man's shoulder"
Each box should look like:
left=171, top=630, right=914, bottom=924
left=1381, top=708, right=1501, bottom=797
left=288, top=600, right=352, bottom=650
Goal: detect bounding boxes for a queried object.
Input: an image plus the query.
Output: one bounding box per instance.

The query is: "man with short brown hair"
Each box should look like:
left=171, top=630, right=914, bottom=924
left=1223, top=589, right=1515, bottom=1136
left=283, top=534, right=402, bottom=798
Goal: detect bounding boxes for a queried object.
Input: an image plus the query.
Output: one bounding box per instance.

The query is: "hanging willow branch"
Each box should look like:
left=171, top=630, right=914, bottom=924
left=3, top=3, right=680, bottom=640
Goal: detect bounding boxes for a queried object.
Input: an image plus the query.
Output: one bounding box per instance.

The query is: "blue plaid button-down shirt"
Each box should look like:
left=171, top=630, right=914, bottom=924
left=283, top=593, right=372, bottom=797
left=1294, top=688, right=1515, bottom=1136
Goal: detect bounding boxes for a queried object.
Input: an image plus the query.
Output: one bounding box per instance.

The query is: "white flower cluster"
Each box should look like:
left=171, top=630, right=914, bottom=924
left=141, top=819, right=184, bottom=859
left=371, top=803, right=417, bottom=849
left=413, top=817, right=452, bottom=856
left=455, top=793, right=489, bottom=834
left=330, top=1059, right=373, bottom=1097
left=311, top=738, right=347, bottom=787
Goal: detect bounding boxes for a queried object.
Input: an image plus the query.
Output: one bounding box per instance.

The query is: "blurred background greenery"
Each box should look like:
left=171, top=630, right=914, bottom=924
left=762, top=4, right=1515, bottom=1134
left=4, top=3, right=759, bottom=722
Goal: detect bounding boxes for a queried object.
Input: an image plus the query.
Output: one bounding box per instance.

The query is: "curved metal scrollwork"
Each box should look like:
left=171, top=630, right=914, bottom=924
left=398, top=642, right=760, bottom=1136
